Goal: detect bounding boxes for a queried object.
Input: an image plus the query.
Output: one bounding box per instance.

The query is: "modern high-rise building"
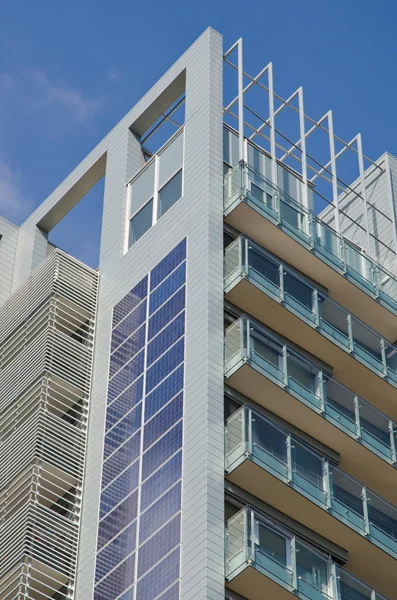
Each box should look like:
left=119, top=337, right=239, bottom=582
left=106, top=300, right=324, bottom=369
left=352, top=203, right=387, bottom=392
left=2, top=26, right=397, bottom=600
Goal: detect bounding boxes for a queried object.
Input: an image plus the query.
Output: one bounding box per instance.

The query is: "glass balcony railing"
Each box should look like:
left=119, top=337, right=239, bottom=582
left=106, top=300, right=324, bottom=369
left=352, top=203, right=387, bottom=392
left=225, top=315, right=397, bottom=467
left=225, top=236, right=397, bottom=387
left=226, top=406, right=397, bottom=559
left=226, top=506, right=388, bottom=600
left=224, top=162, right=397, bottom=316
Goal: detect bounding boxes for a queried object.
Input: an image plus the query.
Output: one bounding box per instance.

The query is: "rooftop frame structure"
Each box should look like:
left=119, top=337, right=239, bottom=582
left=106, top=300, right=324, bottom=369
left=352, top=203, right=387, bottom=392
left=223, top=39, right=397, bottom=273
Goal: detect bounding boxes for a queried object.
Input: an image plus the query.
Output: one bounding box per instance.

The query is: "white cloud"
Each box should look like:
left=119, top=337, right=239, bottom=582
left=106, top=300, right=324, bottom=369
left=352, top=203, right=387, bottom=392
left=32, top=70, right=105, bottom=122
left=0, top=160, right=32, bottom=223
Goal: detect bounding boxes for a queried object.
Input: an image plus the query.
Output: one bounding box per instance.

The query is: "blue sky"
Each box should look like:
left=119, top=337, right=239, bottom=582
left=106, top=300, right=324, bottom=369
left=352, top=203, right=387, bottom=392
left=1, top=0, right=397, bottom=267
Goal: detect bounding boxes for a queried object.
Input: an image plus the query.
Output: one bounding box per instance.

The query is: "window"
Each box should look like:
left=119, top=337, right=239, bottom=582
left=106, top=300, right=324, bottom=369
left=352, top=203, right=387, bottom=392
left=158, top=170, right=182, bottom=218
left=129, top=200, right=153, bottom=247
left=127, top=131, right=184, bottom=249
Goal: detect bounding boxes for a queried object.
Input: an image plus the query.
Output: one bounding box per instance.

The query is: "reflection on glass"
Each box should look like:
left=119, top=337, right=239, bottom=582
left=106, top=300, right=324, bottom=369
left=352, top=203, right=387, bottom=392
left=224, top=162, right=397, bottom=318
left=225, top=507, right=388, bottom=600
left=296, top=541, right=331, bottom=599
left=225, top=235, right=397, bottom=384
left=226, top=404, right=397, bottom=559
left=158, top=170, right=182, bottom=217
left=129, top=200, right=153, bottom=247
left=224, top=315, right=397, bottom=468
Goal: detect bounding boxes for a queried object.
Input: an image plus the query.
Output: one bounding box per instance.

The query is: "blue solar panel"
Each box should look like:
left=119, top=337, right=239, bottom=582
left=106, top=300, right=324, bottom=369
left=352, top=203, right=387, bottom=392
left=95, top=240, right=186, bottom=599
left=150, top=239, right=186, bottom=291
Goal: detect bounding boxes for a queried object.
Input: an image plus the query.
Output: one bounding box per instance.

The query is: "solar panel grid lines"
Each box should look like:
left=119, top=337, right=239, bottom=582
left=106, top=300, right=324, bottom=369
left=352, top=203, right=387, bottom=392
left=94, top=240, right=187, bottom=600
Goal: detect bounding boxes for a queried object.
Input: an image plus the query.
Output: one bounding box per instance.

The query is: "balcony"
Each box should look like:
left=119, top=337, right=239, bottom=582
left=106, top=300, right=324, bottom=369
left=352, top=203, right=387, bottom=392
left=224, top=163, right=397, bottom=337
left=226, top=406, right=397, bottom=597
left=225, top=316, right=397, bottom=503
left=225, top=237, right=397, bottom=419
left=226, top=507, right=388, bottom=600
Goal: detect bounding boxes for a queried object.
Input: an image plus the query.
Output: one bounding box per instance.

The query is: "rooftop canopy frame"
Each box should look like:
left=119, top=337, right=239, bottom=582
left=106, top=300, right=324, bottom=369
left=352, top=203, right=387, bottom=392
left=223, top=39, right=397, bottom=272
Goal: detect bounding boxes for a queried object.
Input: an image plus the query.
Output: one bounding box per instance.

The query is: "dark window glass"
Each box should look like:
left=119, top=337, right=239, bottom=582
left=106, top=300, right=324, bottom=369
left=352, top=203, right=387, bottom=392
left=252, top=418, right=287, bottom=465
left=287, top=355, right=317, bottom=393
left=249, top=247, right=279, bottom=287
left=251, top=332, right=282, bottom=369
left=258, top=524, right=287, bottom=566
left=129, top=200, right=153, bottom=247
left=284, top=271, right=313, bottom=310
left=150, top=239, right=186, bottom=291
left=158, top=170, right=182, bottom=218
left=251, top=182, right=274, bottom=209
left=149, top=262, right=186, bottom=314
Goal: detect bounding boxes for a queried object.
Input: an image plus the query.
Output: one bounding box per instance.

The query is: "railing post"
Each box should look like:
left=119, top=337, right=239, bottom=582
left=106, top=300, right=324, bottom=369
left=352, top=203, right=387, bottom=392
left=353, top=396, right=362, bottom=440
left=341, top=238, right=347, bottom=274
left=242, top=161, right=249, bottom=198
left=347, top=313, right=354, bottom=353
left=282, top=345, right=289, bottom=388
left=389, top=420, right=396, bottom=465
left=247, top=407, right=253, bottom=456
left=330, top=561, right=339, bottom=600
left=286, top=434, right=293, bottom=483
left=362, top=486, right=370, bottom=537
left=313, top=288, right=320, bottom=328
left=291, top=536, right=298, bottom=591
left=319, top=371, right=326, bottom=413
left=372, top=263, right=379, bottom=299
left=275, top=189, right=281, bottom=225
left=244, top=236, right=249, bottom=276
left=380, top=337, right=388, bottom=378
left=245, top=318, right=251, bottom=362
left=308, top=213, right=315, bottom=250
left=279, top=263, right=285, bottom=303
left=323, top=459, right=331, bottom=510
left=238, top=236, right=243, bottom=276
left=249, top=509, right=256, bottom=564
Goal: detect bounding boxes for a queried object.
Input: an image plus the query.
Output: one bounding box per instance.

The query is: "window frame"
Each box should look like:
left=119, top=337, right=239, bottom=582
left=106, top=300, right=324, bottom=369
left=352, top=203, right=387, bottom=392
left=125, top=128, right=185, bottom=252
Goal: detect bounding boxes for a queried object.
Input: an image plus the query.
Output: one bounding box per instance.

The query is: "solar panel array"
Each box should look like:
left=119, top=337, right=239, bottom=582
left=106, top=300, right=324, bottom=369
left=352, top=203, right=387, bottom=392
left=94, top=239, right=187, bottom=600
